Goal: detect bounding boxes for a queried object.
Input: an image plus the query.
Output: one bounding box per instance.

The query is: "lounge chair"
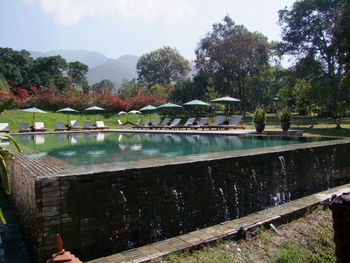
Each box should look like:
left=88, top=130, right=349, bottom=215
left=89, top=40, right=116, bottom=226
left=55, top=122, right=68, bottom=131
left=84, top=121, right=97, bottom=130
left=159, top=118, right=182, bottom=129
left=69, top=120, right=84, bottom=130
left=189, top=117, right=209, bottom=129
left=133, top=119, right=151, bottom=129
left=220, top=115, right=245, bottom=129
left=0, top=123, right=10, bottom=133
left=202, top=115, right=226, bottom=130
left=34, top=122, right=47, bottom=132
left=173, top=117, right=196, bottom=130
left=148, top=118, right=172, bottom=129
left=19, top=123, right=31, bottom=132
left=96, top=121, right=110, bottom=130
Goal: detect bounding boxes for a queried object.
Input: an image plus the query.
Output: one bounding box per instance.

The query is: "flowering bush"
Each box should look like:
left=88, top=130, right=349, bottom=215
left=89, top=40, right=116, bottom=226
left=0, top=85, right=162, bottom=113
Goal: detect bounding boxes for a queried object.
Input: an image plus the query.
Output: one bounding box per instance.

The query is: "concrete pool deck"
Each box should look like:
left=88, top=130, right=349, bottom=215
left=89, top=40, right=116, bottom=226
left=86, top=183, right=350, bottom=263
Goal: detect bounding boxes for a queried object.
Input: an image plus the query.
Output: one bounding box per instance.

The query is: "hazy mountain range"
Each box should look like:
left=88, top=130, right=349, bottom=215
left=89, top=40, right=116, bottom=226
left=30, top=49, right=139, bottom=90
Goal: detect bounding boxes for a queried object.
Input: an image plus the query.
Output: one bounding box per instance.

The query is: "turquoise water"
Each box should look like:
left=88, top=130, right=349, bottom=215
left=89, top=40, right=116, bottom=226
left=13, top=133, right=333, bottom=166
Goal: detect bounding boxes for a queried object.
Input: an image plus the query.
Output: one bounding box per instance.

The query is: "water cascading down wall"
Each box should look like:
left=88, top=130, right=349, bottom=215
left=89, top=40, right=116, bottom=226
left=7, top=138, right=350, bottom=262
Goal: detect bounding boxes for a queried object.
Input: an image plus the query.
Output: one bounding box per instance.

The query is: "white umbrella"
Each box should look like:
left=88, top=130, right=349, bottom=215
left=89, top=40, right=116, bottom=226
left=129, top=110, right=142, bottom=114
left=118, top=111, right=127, bottom=115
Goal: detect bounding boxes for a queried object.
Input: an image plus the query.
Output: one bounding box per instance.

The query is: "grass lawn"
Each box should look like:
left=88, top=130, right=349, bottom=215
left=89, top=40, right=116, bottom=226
left=1, top=109, right=350, bottom=137
left=160, top=206, right=335, bottom=263
left=0, top=109, right=159, bottom=131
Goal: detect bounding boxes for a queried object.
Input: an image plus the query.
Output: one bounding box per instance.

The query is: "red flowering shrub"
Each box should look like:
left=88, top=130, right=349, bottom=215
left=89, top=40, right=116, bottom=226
left=1, top=85, right=166, bottom=113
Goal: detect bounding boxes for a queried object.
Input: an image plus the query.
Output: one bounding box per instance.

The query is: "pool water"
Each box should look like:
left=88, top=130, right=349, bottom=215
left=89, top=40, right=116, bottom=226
left=13, top=132, right=334, bottom=166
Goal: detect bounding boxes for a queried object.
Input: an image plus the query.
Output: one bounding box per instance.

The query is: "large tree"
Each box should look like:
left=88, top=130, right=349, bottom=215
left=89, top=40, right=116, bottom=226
left=195, top=16, right=270, bottom=112
left=278, top=0, right=350, bottom=127
left=0, top=48, right=33, bottom=87
left=137, top=46, right=191, bottom=86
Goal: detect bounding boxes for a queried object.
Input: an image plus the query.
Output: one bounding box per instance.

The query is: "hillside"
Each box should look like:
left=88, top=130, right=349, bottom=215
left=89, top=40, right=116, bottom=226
left=30, top=49, right=109, bottom=69
left=87, top=55, right=139, bottom=91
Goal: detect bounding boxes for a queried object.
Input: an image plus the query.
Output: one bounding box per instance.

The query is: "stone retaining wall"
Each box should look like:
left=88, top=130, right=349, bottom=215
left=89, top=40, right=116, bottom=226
left=7, top=139, right=350, bottom=262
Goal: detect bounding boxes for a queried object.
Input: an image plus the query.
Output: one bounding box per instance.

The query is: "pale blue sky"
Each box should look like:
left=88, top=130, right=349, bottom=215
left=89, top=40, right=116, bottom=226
left=0, top=0, right=295, bottom=61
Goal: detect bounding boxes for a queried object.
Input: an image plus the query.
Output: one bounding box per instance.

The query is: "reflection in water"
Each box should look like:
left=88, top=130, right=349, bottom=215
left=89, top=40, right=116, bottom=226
left=34, top=135, right=45, bottom=144
left=13, top=133, right=334, bottom=167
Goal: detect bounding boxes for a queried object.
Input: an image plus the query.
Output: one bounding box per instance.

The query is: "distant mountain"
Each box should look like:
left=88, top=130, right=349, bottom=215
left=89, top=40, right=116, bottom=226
left=29, top=49, right=109, bottom=69
left=87, top=55, right=139, bottom=91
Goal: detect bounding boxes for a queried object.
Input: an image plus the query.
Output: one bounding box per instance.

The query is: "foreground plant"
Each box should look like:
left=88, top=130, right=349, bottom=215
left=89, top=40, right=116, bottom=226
left=0, top=98, right=21, bottom=224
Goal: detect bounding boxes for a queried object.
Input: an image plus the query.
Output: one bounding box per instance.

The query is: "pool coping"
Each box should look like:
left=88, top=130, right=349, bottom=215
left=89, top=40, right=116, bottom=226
left=85, top=183, right=350, bottom=263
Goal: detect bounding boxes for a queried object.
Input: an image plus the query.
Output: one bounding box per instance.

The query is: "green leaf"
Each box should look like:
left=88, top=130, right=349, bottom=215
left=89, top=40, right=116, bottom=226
left=0, top=208, right=6, bottom=224
left=0, top=133, right=22, bottom=153
left=0, top=158, right=10, bottom=194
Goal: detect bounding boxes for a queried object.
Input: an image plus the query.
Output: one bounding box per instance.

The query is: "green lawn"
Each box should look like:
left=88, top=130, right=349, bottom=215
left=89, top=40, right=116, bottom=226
left=0, top=109, right=159, bottom=131
left=1, top=109, right=350, bottom=137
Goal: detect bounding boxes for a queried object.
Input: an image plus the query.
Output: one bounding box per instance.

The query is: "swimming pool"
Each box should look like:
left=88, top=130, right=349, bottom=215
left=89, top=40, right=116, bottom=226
left=6, top=132, right=349, bottom=262
left=13, top=132, right=334, bottom=166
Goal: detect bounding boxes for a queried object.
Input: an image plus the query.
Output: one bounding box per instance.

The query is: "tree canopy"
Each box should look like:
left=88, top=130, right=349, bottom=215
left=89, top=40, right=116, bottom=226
left=279, top=0, right=350, bottom=127
left=195, top=16, right=270, bottom=112
left=137, top=46, right=191, bottom=86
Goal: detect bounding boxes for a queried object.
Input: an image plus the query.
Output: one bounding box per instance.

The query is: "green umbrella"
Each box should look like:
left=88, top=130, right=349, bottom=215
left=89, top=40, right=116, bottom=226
left=139, top=105, right=157, bottom=112
left=85, top=106, right=105, bottom=111
left=157, top=103, right=183, bottom=109
left=57, top=107, right=79, bottom=124
left=211, top=96, right=241, bottom=118
left=183, top=99, right=210, bottom=117
left=22, top=107, right=46, bottom=125
left=157, top=103, right=183, bottom=118
left=85, top=106, right=105, bottom=122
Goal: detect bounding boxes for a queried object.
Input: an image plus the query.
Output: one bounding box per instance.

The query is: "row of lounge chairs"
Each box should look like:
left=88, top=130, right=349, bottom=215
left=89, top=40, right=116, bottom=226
left=134, top=115, right=245, bottom=130
left=0, top=120, right=110, bottom=133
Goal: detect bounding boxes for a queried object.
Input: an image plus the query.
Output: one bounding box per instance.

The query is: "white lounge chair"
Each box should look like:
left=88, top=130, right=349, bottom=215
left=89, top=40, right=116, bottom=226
left=34, top=122, right=47, bottom=132
left=95, top=121, right=110, bottom=130
left=0, top=123, right=10, bottom=133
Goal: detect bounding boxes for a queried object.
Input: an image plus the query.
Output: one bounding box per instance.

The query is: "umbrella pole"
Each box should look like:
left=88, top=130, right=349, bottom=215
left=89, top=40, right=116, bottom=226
left=32, top=112, right=35, bottom=126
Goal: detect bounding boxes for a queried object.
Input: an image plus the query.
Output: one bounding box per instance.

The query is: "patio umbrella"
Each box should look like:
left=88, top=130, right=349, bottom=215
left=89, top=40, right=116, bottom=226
left=157, top=103, right=183, bottom=117
left=211, top=96, right=241, bottom=118
left=22, top=107, right=46, bottom=125
left=139, top=105, right=157, bottom=112
left=183, top=99, right=210, bottom=117
left=157, top=103, right=183, bottom=110
left=128, top=110, right=141, bottom=114
left=85, top=106, right=105, bottom=122
left=117, top=111, right=127, bottom=115
left=57, top=107, right=79, bottom=123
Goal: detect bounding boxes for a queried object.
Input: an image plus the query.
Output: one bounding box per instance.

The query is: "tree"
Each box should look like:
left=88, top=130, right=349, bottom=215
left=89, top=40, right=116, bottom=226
left=195, top=16, right=270, bottom=113
left=137, top=46, right=191, bottom=86
left=68, top=61, right=88, bottom=86
left=30, top=55, right=69, bottom=92
left=278, top=0, right=349, bottom=127
left=92, top=79, right=115, bottom=95
left=0, top=48, right=33, bottom=87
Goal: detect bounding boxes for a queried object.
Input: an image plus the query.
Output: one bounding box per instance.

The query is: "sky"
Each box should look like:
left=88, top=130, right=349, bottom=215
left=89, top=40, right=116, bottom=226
left=0, top=0, right=296, bottom=61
